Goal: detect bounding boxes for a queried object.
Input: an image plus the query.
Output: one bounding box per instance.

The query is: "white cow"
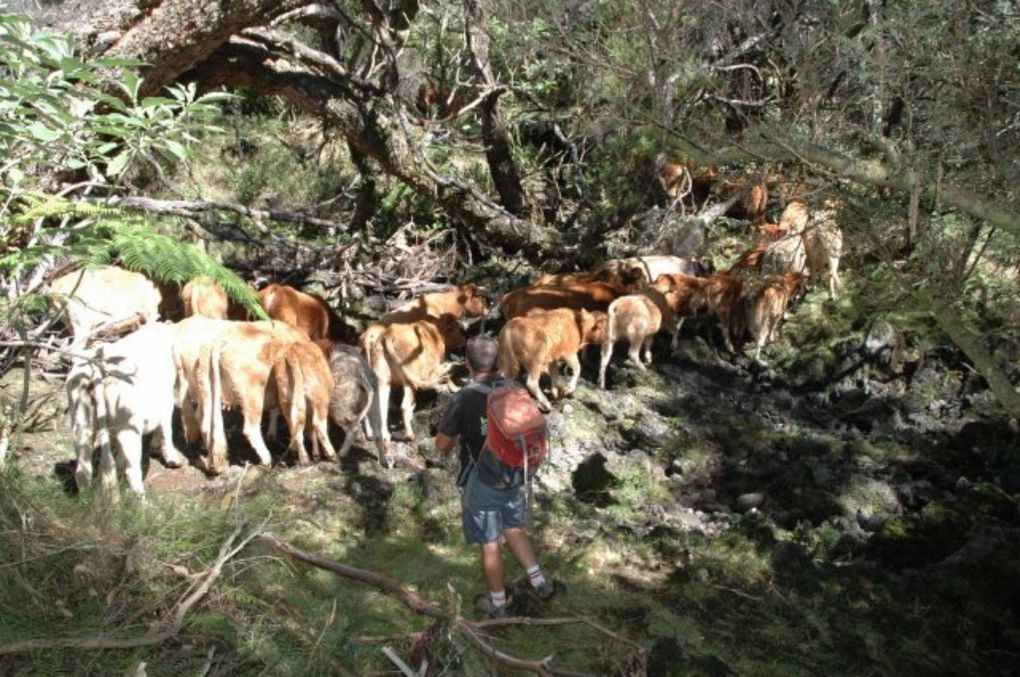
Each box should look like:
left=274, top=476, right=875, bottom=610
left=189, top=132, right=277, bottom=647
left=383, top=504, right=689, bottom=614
left=50, top=265, right=162, bottom=347
left=67, top=323, right=186, bottom=497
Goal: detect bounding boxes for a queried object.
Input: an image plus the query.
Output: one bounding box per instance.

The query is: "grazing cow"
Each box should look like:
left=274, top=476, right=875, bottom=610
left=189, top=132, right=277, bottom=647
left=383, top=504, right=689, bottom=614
left=362, top=314, right=465, bottom=443
left=182, top=277, right=228, bottom=319
left=67, top=323, right=187, bottom=498
left=802, top=200, right=844, bottom=300
left=303, top=341, right=388, bottom=465
left=50, top=265, right=161, bottom=345
left=598, top=282, right=677, bottom=388
left=500, top=282, right=622, bottom=320
left=736, top=273, right=808, bottom=360
left=691, top=274, right=748, bottom=353
left=172, top=318, right=336, bottom=473
left=660, top=161, right=718, bottom=207
left=379, top=283, right=490, bottom=324
left=498, top=308, right=608, bottom=411
left=594, top=255, right=714, bottom=285
left=648, top=273, right=713, bottom=345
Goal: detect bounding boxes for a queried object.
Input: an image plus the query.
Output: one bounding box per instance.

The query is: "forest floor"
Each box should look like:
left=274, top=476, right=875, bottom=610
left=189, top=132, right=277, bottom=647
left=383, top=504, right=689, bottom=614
left=3, top=277, right=1020, bottom=675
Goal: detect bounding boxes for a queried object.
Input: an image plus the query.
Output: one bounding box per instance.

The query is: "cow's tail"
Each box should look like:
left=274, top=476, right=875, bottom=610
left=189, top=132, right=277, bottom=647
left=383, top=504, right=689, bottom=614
left=207, top=338, right=225, bottom=464
left=606, top=300, right=621, bottom=345
left=68, top=359, right=99, bottom=493
left=360, top=324, right=386, bottom=359
left=497, top=328, right=520, bottom=379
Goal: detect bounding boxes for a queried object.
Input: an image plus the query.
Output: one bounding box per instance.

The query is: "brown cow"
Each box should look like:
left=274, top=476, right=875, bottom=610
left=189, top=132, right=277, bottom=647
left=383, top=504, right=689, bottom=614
left=362, top=314, right=465, bottom=443
left=498, top=308, right=608, bottom=411
left=736, top=273, right=807, bottom=360
left=727, top=243, right=768, bottom=275
left=778, top=199, right=810, bottom=233
left=690, top=274, right=748, bottom=354
left=50, top=265, right=161, bottom=346
left=259, top=283, right=356, bottom=343
left=182, top=277, right=228, bottom=319
left=500, top=282, right=622, bottom=320
left=379, top=283, right=490, bottom=325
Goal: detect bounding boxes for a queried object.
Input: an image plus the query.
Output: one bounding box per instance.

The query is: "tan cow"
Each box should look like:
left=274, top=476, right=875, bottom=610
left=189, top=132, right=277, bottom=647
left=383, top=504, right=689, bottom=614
left=598, top=282, right=677, bottom=389
left=362, top=314, right=465, bottom=443
left=498, top=308, right=608, bottom=411
left=761, top=232, right=808, bottom=278
left=182, top=277, right=229, bottom=319
left=737, top=272, right=808, bottom=361
left=50, top=265, right=161, bottom=346
left=259, top=283, right=357, bottom=343
left=802, top=199, right=844, bottom=300
left=66, top=323, right=187, bottom=498
left=379, top=282, right=490, bottom=324
left=172, top=318, right=335, bottom=473
left=778, top=199, right=810, bottom=233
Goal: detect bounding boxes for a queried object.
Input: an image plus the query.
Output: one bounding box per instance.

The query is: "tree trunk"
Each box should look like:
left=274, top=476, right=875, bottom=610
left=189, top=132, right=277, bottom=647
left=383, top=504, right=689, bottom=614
left=464, top=0, right=531, bottom=218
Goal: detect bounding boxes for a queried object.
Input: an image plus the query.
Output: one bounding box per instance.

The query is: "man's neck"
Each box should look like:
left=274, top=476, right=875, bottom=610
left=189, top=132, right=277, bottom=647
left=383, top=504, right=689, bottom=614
left=472, top=371, right=498, bottom=381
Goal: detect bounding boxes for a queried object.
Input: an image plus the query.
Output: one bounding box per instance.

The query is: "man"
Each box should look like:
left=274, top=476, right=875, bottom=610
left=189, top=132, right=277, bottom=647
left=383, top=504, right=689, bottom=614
left=435, top=335, right=555, bottom=618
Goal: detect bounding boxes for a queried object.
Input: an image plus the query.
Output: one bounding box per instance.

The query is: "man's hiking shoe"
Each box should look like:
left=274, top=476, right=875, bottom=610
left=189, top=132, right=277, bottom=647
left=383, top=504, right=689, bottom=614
left=533, top=579, right=556, bottom=602
left=473, top=593, right=508, bottom=619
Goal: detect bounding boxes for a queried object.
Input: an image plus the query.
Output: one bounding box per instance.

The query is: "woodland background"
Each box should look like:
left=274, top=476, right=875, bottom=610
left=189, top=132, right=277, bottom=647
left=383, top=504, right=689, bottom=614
left=1, top=1, right=1019, bottom=675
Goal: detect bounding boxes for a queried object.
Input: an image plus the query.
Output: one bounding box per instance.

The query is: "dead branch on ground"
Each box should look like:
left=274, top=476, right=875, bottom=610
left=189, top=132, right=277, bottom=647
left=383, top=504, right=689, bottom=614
left=263, top=534, right=647, bottom=676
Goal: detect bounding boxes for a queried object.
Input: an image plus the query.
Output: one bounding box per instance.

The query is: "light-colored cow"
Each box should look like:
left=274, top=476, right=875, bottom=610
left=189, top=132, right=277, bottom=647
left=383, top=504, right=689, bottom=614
left=66, top=323, right=186, bottom=497
left=50, top=265, right=161, bottom=345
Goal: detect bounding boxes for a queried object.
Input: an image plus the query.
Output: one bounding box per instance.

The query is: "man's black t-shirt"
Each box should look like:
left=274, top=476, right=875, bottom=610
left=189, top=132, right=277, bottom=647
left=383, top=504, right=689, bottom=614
left=437, top=375, right=501, bottom=486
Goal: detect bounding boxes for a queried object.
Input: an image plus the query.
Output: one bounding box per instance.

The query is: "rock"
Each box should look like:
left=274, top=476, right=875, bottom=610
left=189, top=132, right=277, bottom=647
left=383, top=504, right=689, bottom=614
left=837, top=477, right=902, bottom=522
left=736, top=492, right=766, bottom=511
left=631, top=410, right=673, bottom=448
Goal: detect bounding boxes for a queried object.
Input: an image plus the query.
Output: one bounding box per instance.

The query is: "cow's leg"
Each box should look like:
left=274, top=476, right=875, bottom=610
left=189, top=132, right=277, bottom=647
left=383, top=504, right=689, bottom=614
left=720, top=310, right=736, bottom=354
left=70, top=389, right=95, bottom=492
left=157, top=404, right=186, bottom=468
left=97, top=435, right=119, bottom=499
left=400, top=386, right=416, bottom=442
left=266, top=408, right=280, bottom=442
left=641, top=335, right=654, bottom=366
left=626, top=338, right=644, bottom=369
left=526, top=367, right=553, bottom=412
left=598, top=340, right=613, bottom=389
left=241, top=395, right=275, bottom=467
left=314, top=415, right=337, bottom=461
left=671, top=317, right=685, bottom=351
left=562, top=353, right=583, bottom=396
left=115, top=429, right=146, bottom=498
left=829, top=258, right=841, bottom=300
left=376, top=381, right=391, bottom=443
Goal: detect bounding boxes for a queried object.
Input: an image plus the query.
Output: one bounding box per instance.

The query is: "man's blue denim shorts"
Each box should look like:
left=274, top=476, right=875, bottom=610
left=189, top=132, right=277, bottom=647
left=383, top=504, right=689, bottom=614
left=460, top=468, right=529, bottom=545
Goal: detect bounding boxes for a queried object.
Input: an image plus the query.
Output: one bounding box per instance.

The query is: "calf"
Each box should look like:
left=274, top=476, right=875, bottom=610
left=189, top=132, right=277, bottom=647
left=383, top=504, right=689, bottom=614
left=500, top=281, right=621, bottom=320
left=379, top=282, right=490, bottom=324
left=598, top=283, right=676, bottom=388
left=761, top=233, right=808, bottom=277
left=313, top=342, right=389, bottom=466
left=498, top=308, right=608, bottom=411
left=691, top=274, right=748, bottom=353
left=50, top=265, right=162, bottom=345
left=182, top=277, right=228, bottom=319
left=532, top=269, right=642, bottom=289
left=736, top=273, right=807, bottom=360
left=362, top=314, right=465, bottom=443
left=67, top=323, right=187, bottom=498
left=803, top=201, right=844, bottom=300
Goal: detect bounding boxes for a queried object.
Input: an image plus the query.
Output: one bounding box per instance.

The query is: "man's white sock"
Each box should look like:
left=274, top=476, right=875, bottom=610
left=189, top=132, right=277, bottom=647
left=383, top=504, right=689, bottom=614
left=526, top=564, right=547, bottom=588
left=490, top=589, right=507, bottom=607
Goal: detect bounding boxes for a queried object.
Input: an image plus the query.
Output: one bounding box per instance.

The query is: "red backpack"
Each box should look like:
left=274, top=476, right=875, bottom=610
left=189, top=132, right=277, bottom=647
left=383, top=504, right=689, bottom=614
left=474, top=383, right=547, bottom=489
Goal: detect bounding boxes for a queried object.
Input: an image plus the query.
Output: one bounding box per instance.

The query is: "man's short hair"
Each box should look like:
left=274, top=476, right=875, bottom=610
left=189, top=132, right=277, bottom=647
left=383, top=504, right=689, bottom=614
left=465, top=335, right=499, bottom=373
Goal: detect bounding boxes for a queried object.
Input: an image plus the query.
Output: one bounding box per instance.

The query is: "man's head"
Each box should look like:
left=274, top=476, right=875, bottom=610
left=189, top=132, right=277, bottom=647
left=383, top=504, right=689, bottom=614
left=465, top=335, right=499, bottom=375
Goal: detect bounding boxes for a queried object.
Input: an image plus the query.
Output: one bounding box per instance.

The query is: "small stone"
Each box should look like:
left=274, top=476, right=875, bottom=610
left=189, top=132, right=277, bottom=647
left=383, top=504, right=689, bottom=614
left=736, top=492, right=766, bottom=511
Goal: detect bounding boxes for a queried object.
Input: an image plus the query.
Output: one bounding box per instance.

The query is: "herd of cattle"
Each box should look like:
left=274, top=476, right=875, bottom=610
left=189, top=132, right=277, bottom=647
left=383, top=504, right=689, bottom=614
left=49, top=196, right=843, bottom=497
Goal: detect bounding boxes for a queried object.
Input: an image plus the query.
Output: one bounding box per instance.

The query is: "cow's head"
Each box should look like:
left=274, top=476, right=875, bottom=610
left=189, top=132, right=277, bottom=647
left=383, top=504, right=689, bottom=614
left=457, top=282, right=491, bottom=318
left=434, top=313, right=466, bottom=349
left=576, top=309, right=609, bottom=346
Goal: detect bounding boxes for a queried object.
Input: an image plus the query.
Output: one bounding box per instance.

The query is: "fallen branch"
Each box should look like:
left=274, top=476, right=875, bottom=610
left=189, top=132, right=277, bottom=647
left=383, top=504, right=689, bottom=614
left=0, top=520, right=262, bottom=656
left=262, top=533, right=558, bottom=676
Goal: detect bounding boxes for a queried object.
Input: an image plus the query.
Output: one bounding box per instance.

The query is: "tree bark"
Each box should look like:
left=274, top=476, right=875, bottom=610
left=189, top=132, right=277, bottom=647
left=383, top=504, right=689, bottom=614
left=464, top=0, right=530, bottom=217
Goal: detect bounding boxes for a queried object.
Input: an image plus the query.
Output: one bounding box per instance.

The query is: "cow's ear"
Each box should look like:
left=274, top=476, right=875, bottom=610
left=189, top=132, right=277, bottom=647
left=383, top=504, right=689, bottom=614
left=457, top=293, right=468, bottom=304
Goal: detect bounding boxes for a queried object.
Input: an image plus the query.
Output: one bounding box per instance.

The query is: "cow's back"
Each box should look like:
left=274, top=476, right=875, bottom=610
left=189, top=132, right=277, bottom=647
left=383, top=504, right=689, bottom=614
left=182, top=278, right=229, bottom=319
left=51, top=265, right=161, bottom=338
left=762, top=235, right=807, bottom=276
